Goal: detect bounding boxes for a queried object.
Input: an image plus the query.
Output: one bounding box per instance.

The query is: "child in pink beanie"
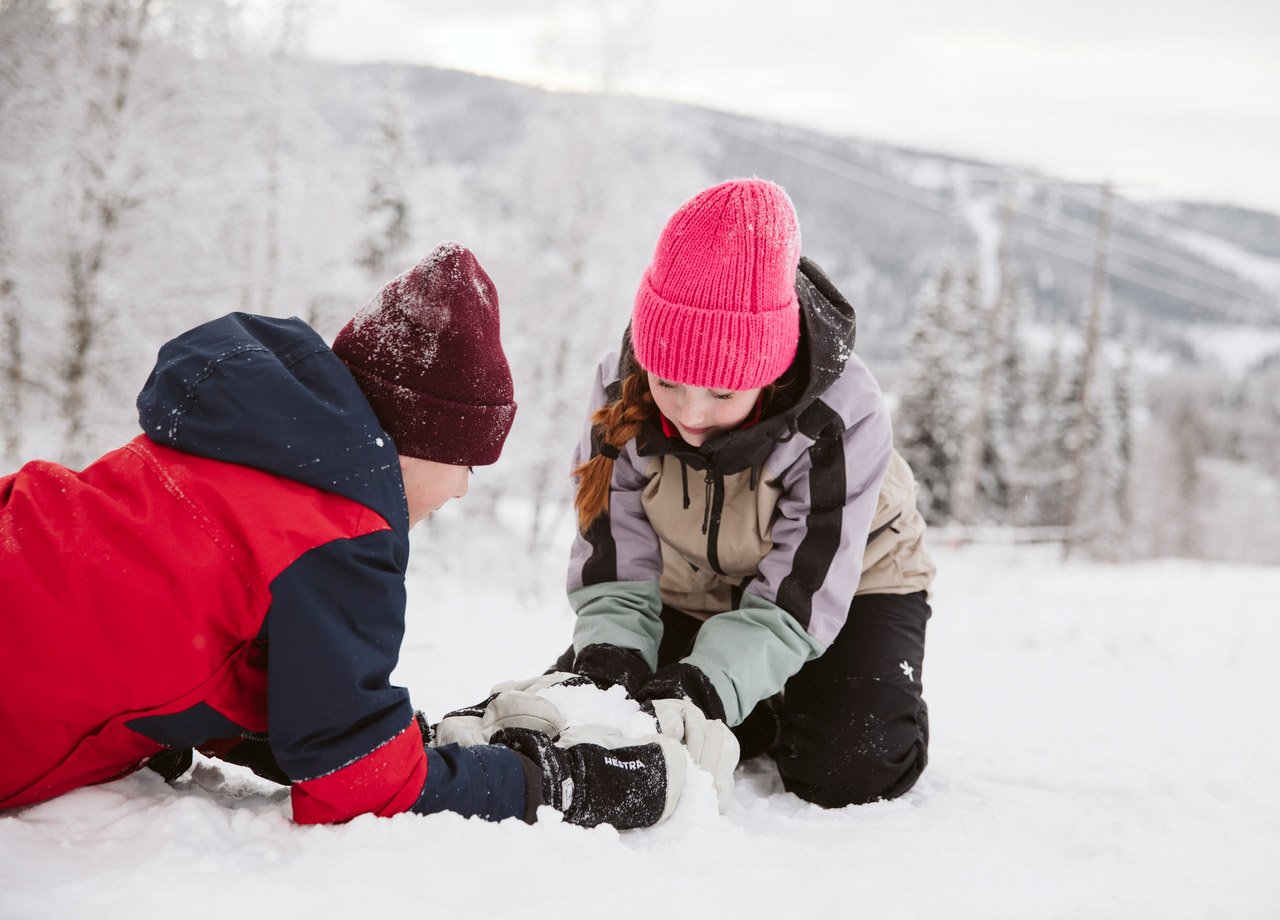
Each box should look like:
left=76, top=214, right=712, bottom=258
left=555, top=177, right=938, bottom=807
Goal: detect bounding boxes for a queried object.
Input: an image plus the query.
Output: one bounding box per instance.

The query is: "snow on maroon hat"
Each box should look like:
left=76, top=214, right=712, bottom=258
left=333, top=242, right=516, bottom=466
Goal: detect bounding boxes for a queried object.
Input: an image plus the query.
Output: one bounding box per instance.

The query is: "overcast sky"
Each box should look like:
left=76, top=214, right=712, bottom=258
left=300, top=0, right=1280, bottom=214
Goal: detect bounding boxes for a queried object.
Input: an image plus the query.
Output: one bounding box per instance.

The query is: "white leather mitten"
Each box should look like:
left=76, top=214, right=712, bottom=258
left=650, top=697, right=740, bottom=812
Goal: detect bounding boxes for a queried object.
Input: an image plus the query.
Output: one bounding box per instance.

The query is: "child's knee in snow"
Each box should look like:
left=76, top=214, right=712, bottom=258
left=777, top=738, right=928, bottom=807
left=774, top=681, right=929, bottom=807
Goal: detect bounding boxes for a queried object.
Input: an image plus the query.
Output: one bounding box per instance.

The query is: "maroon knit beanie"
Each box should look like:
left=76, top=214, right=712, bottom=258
left=332, top=243, right=516, bottom=466
left=632, top=178, right=801, bottom=390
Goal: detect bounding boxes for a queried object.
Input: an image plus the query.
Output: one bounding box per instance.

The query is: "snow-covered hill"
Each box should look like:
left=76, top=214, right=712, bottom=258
left=321, top=62, right=1280, bottom=369
left=3, top=541, right=1276, bottom=919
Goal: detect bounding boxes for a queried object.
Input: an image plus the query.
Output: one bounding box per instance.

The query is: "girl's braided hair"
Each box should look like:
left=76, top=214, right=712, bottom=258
left=570, top=350, right=792, bottom=534
left=571, top=369, right=655, bottom=534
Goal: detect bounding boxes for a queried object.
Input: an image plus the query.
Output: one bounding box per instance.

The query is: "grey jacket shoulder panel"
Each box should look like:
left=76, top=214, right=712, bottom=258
left=747, top=371, right=895, bottom=646
left=566, top=353, right=663, bottom=591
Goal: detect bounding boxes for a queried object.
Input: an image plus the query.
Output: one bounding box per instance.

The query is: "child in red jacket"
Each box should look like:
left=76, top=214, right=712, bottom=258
left=0, top=243, right=682, bottom=829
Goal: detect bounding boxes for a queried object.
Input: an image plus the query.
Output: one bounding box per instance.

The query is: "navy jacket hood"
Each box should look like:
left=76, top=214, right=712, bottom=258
left=136, top=312, right=409, bottom=536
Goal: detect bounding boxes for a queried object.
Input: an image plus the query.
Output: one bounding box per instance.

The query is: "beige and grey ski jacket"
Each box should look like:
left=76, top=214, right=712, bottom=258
left=567, top=258, right=935, bottom=726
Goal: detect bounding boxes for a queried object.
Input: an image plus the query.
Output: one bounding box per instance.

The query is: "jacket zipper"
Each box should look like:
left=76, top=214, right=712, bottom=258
left=704, top=469, right=727, bottom=576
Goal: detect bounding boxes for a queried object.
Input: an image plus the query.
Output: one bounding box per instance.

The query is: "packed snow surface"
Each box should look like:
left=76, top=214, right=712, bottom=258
left=3, top=542, right=1277, bottom=919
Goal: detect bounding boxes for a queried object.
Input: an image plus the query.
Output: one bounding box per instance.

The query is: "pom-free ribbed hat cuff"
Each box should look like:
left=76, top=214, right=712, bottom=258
left=345, top=362, right=516, bottom=466
left=632, top=278, right=799, bottom=390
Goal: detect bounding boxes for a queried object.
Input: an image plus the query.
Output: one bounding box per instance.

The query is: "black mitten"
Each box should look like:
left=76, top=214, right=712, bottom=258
left=146, top=747, right=193, bottom=782
left=489, top=726, right=679, bottom=829
left=214, top=738, right=291, bottom=786
left=638, top=662, right=727, bottom=723
left=571, top=643, right=652, bottom=699
left=148, top=737, right=292, bottom=787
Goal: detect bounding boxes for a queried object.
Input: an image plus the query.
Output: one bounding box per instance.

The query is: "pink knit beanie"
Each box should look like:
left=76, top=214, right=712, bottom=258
left=632, top=178, right=801, bottom=390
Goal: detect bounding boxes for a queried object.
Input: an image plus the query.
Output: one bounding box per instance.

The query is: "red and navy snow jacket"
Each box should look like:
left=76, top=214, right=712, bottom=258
left=0, top=313, right=527, bottom=824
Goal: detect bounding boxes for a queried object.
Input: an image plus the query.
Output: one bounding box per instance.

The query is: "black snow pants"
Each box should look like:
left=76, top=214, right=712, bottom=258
left=656, top=590, right=931, bottom=807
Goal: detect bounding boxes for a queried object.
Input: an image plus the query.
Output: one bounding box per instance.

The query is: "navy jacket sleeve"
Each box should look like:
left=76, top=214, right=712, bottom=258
left=266, top=531, right=527, bottom=824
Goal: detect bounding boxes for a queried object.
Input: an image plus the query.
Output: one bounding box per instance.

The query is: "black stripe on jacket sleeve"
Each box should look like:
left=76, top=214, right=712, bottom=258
left=580, top=506, right=620, bottom=585
left=775, top=403, right=846, bottom=631
left=577, top=376, right=624, bottom=586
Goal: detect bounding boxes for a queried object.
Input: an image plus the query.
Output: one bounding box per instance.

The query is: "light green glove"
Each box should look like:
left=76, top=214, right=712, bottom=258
left=651, top=697, right=740, bottom=813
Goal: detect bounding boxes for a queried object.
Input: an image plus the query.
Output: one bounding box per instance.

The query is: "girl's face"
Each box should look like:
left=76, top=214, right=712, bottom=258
left=399, top=455, right=470, bottom=527
left=647, top=372, right=762, bottom=448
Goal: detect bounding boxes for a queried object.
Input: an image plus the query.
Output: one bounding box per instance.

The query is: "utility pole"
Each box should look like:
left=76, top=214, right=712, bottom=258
left=1062, top=183, right=1114, bottom=555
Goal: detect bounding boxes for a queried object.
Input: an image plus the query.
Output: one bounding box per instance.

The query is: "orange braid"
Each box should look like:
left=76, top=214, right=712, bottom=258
left=572, top=371, right=655, bottom=533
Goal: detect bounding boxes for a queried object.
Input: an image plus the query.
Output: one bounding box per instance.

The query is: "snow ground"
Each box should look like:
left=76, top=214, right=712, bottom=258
left=3, top=542, right=1278, bottom=919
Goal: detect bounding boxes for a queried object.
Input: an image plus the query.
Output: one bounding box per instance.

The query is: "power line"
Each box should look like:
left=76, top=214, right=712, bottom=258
left=1050, top=183, right=1280, bottom=291
left=959, top=169, right=1273, bottom=304
left=1053, top=181, right=1262, bottom=254
left=700, top=114, right=1279, bottom=320
left=1015, top=223, right=1273, bottom=321
left=1012, top=200, right=1273, bottom=306
left=696, top=112, right=961, bottom=218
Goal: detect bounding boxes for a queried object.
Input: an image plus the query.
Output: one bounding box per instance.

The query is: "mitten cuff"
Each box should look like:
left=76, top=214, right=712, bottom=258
left=640, top=662, right=728, bottom=723
left=146, top=747, right=194, bottom=783
left=572, top=643, right=653, bottom=698
left=488, top=727, right=565, bottom=813
left=514, top=752, right=546, bottom=823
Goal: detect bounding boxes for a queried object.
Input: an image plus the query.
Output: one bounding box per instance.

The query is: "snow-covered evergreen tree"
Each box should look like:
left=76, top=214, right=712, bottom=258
left=1132, top=384, right=1213, bottom=559
left=1112, top=335, right=1136, bottom=532
left=1019, top=338, right=1073, bottom=527
left=356, top=88, right=415, bottom=283
left=0, top=0, right=359, bottom=464
left=985, top=274, right=1032, bottom=522
left=1067, top=356, right=1127, bottom=558
left=895, top=261, right=968, bottom=524
left=49, top=0, right=163, bottom=463
left=0, top=210, right=22, bottom=467
left=970, top=266, right=1037, bottom=523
